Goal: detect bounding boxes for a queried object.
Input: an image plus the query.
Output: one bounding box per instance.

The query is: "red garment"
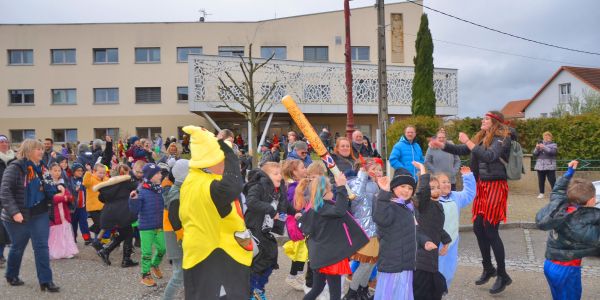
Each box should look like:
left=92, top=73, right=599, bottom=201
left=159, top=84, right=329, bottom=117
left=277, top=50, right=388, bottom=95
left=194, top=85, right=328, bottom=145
left=273, top=135, right=279, bottom=145
left=51, top=190, right=73, bottom=226
left=319, top=257, right=351, bottom=275
left=551, top=259, right=582, bottom=267
left=472, top=180, right=509, bottom=225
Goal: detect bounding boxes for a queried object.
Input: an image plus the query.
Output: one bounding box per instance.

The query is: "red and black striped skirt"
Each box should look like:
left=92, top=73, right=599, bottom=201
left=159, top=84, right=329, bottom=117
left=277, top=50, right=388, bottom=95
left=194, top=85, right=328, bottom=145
left=472, top=180, right=509, bottom=225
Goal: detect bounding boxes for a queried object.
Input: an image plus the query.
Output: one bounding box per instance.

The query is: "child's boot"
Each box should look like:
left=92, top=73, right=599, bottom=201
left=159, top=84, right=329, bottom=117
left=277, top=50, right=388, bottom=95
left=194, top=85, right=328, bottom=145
left=141, top=273, right=156, bottom=287
left=342, top=288, right=359, bottom=300
left=98, top=239, right=119, bottom=266
left=121, top=243, right=138, bottom=268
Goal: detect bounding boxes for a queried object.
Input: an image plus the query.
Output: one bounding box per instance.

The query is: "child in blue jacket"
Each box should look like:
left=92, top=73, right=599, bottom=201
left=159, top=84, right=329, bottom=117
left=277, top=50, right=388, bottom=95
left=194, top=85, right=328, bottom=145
left=129, top=163, right=165, bottom=287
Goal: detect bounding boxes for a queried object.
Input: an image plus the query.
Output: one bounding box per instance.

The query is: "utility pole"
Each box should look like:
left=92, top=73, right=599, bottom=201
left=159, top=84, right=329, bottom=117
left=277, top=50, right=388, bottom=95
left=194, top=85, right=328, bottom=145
left=376, top=0, right=389, bottom=165
left=344, top=0, right=355, bottom=140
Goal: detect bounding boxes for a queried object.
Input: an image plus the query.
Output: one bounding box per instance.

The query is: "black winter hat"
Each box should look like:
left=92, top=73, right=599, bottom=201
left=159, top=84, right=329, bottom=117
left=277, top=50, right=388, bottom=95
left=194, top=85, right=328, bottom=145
left=390, top=168, right=416, bottom=192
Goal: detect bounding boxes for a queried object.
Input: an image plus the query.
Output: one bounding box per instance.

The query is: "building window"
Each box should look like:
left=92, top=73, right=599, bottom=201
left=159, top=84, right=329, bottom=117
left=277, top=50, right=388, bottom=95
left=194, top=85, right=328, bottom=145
left=261, top=47, right=287, bottom=60
left=94, top=128, right=119, bottom=141
left=52, top=129, right=78, bottom=143
left=351, top=47, right=369, bottom=61
left=9, top=89, right=34, bottom=105
left=177, top=87, right=188, bottom=102
left=52, top=89, right=77, bottom=105
left=94, top=88, right=119, bottom=104
left=303, top=46, right=328, bottom=62
left=559, top=83, right=571, bottom=104
left=135, top=47, right=160, bottom=63
left=8, top=49, right=33, bottom=65
left=136, top=127, right=161, bottom=140
left=135, top=87, right=161, bottom=103
left=93, top=48, right=119, bottom=64
left=177, top=47, right=203, bottom=62
left=51, top=49, right=76, bottom=64
left=10, top=129, right=35, bottom=143
left=218, top=46, right=244, bottom=57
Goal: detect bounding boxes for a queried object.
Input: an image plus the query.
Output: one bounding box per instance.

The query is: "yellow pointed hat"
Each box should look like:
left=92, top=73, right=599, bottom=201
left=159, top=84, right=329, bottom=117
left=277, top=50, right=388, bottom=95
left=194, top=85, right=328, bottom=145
left=183, top=125, right=225, bottom=169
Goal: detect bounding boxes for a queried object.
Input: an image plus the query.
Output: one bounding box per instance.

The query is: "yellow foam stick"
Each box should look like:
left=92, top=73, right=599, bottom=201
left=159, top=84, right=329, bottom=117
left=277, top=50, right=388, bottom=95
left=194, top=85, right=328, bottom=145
left=282, top=95, right=356, bottom=200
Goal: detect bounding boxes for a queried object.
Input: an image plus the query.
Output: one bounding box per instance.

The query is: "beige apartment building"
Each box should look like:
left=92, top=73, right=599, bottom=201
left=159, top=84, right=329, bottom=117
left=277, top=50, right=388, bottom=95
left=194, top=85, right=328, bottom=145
left=0, top=1, right=457, bottom=148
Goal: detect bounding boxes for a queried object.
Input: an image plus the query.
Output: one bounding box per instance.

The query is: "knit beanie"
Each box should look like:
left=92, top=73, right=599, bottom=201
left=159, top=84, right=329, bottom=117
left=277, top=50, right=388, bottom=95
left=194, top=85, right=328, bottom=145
left=183, top=125, right=224, bottom=169
left=142, top=163, right=161, bottom=182
left=129, top=136, right=140, bottom=145
left=171, top=159, right=190, bottom=184
left=390, top=167, right=416, bottom=192
left=294, top=141, right=308, bottom=151
left=71, top=163, right=84, bottom=173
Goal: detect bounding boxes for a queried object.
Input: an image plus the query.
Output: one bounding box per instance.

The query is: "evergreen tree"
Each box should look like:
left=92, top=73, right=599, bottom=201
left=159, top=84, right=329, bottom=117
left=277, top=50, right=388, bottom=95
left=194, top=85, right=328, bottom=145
left=412, top=13, right=436, bottom=116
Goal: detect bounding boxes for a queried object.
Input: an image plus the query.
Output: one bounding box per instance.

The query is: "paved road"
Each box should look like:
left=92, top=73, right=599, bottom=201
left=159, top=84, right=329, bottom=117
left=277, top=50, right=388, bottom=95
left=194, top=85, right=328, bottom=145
left=2, top=227, right=600, bottom=299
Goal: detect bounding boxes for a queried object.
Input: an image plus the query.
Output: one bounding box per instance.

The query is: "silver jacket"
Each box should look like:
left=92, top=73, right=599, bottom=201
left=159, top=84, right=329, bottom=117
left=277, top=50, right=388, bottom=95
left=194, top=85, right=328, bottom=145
left=348, top=171, right=379, bottom=238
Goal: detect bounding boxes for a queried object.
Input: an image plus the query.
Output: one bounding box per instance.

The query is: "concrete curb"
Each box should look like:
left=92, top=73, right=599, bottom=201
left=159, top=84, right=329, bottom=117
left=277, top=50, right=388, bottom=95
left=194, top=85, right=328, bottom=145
left=274, top=222, right=538, bottom=245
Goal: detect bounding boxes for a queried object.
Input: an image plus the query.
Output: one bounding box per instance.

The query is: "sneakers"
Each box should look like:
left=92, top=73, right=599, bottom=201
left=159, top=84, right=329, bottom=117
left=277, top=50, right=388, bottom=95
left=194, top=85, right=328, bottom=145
left=151, top=266, right=163, bottom=279
left=251, top=288, right=267, bottom=300
left=286, top=275, right=305, bottom=291
left=141, top=273, right=156, bottom=287
left=537, top=193, right=544, bottom=199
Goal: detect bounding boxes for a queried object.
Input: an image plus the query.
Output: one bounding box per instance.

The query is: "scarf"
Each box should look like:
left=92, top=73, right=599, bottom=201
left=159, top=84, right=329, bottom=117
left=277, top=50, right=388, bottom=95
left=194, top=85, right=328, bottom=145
left=142, top=182, right=163, bottom=194
left=391, top=196, right=414, bottom=212
left=25, top=160, right=46, bottom=208
left=0, top=150, right=15, bottom=164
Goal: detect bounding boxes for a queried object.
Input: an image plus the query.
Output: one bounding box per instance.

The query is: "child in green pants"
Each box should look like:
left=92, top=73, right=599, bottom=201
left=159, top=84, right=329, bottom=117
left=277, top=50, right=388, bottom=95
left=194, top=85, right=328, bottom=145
left=129, top=163, right=166, bottom=287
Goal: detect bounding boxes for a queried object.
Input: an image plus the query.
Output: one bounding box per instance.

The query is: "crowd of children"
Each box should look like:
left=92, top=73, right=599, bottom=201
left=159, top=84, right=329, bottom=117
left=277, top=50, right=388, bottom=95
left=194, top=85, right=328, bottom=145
left=1, top=127, right=599, bottom=300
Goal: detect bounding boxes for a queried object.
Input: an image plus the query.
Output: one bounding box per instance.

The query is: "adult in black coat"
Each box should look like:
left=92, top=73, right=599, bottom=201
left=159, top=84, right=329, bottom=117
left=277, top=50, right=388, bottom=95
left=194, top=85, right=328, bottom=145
left=93, top=173, right=139, bottom=268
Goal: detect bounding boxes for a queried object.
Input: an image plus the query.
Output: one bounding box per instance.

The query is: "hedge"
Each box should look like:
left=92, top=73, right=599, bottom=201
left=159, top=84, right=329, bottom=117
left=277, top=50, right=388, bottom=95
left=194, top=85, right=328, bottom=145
left=387, top=113, right=600, bottom=159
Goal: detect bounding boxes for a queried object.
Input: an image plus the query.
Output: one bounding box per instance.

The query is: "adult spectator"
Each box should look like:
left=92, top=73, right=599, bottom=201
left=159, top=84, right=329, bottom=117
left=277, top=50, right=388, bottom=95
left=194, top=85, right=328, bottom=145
left=0, top=134, right=16, bottom=268
left=259, top=142, right=280, bottom=167
left=389, top=126, right=424, bottom=178
left=283, top=131, right=298, bottom=160
left=286, top=141, right=312, bottom=167
left=91, top=136, right=114, bottom=167
left=0, top=139, right=59, bottom=292
left=331, top=137, right=356, bottom=175
left=425, top=129, right=461, bottom=190
left=429, top=111, right=512, bottom=294
left=42, top=138, right=57, bottom=167
left=351, top=130, right=372, bottom=158
left=319, top=128, right=332, bottom=152
left=533, top=131, right=557, bottom=199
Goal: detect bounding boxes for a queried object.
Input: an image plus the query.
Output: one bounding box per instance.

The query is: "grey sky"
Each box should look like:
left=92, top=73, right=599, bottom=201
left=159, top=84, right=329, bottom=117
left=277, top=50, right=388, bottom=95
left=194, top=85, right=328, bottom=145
left=1, top=0, right=599, bottom=117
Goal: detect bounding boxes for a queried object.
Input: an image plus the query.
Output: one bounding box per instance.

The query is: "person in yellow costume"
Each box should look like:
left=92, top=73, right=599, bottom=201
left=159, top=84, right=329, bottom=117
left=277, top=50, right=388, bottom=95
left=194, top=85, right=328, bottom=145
left=180, top=126, right=253, bottom=299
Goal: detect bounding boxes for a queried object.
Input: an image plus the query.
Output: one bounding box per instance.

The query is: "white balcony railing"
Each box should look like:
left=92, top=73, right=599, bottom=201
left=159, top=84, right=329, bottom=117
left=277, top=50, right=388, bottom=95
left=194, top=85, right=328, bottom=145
left=188, top=55, right=458, bottom=115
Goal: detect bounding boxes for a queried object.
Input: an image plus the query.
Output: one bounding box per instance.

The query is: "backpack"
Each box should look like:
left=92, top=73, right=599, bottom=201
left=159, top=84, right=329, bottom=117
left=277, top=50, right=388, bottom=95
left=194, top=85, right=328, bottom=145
left=500, top=140, right=524, bottom=180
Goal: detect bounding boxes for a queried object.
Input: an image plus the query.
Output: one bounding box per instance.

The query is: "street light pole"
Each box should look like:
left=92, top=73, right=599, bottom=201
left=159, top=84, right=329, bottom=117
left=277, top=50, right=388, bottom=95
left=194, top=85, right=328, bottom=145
left=344, top=0, right=355, bottom=140
left=377, top=0, right=389, bottom=166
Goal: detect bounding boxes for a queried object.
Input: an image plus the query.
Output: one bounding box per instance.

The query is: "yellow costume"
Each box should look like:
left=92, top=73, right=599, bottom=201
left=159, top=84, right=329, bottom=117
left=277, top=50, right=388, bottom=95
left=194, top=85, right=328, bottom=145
left=179, top=125, right=252, bottom=299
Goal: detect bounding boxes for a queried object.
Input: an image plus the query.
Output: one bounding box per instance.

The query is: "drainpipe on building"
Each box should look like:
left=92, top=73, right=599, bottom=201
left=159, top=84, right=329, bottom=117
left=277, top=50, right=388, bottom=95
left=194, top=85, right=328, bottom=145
left=344, top=0, right=355, bottom=140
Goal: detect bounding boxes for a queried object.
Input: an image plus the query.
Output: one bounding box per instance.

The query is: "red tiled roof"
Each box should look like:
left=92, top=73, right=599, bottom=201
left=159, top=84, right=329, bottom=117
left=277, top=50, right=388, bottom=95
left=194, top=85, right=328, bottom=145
left=524, top=66, right=600, bottom=111
left=501, top=99, right=532, bottom=119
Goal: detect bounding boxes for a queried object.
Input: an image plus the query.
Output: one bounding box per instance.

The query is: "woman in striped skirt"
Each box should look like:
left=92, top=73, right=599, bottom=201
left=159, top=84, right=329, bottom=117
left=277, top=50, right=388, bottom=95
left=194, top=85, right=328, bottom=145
left=429, top=111, right=513, bottom=295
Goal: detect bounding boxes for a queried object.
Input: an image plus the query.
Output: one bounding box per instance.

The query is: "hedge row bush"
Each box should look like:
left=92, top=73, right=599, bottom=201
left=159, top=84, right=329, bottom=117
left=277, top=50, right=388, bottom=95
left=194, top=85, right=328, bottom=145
left=387, top=113, right=600, bottom=159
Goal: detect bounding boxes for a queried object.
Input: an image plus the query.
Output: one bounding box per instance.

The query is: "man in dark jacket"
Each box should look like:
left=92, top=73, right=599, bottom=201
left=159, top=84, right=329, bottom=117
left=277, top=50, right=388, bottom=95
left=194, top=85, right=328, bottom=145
left=351, top=130, right=372, bottom=158
left=42, top=138, right=57, bottom=167
left=536, top=160, right=600, bottom=300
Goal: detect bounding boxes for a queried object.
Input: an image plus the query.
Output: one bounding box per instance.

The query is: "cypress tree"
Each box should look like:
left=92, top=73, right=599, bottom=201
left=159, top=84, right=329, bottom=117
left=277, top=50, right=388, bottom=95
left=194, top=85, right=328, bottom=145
left=412, top=13, right=436, bottom=116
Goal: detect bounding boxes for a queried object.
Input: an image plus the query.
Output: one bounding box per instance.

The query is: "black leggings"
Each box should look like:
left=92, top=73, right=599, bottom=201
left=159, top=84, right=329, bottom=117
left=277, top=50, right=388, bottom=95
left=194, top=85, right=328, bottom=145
left=303, top=270, right=341, bottom=300
left=473, top=215, right=506, bottom=276
left=537, top=170, right=556, bottom=194
left=290, top=261, right=305, bottom=276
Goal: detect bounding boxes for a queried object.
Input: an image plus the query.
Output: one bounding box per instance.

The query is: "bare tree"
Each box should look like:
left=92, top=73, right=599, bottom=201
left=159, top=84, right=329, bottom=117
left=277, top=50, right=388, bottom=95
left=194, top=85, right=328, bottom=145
left=217, top=44, right=277, bottom=166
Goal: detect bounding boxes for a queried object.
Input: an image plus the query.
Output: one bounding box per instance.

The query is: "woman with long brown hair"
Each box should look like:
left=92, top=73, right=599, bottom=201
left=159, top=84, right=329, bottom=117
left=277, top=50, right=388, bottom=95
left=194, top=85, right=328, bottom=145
left=331, top=137, right=356, bottom=175
left=429, top=111, right=512, bottom=295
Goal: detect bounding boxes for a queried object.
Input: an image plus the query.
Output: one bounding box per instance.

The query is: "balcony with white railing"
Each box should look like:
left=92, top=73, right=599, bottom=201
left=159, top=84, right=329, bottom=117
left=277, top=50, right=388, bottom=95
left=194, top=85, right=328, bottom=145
left=188, top=55, right=458, bottom=116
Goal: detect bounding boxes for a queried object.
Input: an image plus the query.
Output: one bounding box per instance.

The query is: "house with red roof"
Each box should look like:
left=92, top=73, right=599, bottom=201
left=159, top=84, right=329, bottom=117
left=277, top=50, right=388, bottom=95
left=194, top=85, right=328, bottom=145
left=500, top=99, right=532, bottom=120
left=522, top=66, right=600, bottom=118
